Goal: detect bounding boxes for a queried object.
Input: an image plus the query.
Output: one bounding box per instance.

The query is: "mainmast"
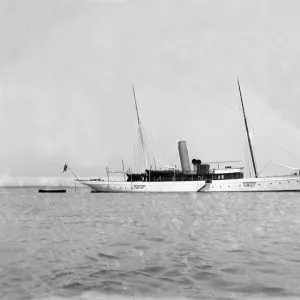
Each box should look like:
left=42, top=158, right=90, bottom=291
left=237, top=78, right=258, bottom=178
left=132, top=83, right=149, bottom=170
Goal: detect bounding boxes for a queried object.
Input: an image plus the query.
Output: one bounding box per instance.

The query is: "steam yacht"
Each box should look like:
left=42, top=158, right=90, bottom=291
left=78, top=80, right=300, bottom=192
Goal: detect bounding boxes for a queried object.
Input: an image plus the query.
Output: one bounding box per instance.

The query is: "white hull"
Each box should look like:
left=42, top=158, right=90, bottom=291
left=79, top=180, right=205, bottom=193
left=79, top=175, right=300, bottom=193
left=201, top=176, right=300, bottom=192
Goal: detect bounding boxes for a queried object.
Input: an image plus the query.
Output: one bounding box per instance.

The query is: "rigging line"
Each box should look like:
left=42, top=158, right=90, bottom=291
left=136, top=128, right=143, bottom=172
left=132, top=83, right=149, bottom=170
left=138, top=122, right=156, bottom=166
left=237, top=78, right=258, bottom=178
left=244, top=138, right=250, bottom=177
left=257, top=160, right=272, bottom=177
left=238, top=95, right=250, bottom=177
left=140, top=122, right=176, bottom=167
left=238, top=82, right=249, bottom=176
left=139, top=123, right=153, bottom=161
left=172, top=152, right=180, bottom=168
left=246, top=139, right=252, bottom=177
left=136, top=126, right=149, bottom=172
left=139, top=120, right=155, bottom=170
left=140, top=122, right=178, bottom=169
left=247, top=134, right=253, bottom=176
left=258, top=135, right=300, bottom=165
left=239, top=102, right=251, bottom=177
left=276, top=146, right=300, bottom=165
left=140, top=125, right=154, bottom=156
left=153, top=158, right=176, bottom=169
left=138, top=127, right=147, bottom=167
left=138, top=126, right=151, bottom=170
left=271, top=160, right=300, bottom=170
left=134, top=128, right=141, bottom=173
left=240, top=103, right=247, bottom=175
left=240, top=90, right=252, bottom=177
left=133, top=129, right=136, bottom=172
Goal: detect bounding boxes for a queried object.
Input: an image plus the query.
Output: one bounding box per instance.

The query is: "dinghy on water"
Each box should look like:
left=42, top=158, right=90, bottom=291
left=38, top=189, right=66, bottom=193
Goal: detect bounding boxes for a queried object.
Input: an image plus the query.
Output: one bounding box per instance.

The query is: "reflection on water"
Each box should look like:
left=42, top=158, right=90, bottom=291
left=0, top=188, right=300, bottom=299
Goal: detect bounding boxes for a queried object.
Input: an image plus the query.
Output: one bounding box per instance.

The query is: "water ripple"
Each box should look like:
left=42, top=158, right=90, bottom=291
left=1, top=189, right=300, bottom=299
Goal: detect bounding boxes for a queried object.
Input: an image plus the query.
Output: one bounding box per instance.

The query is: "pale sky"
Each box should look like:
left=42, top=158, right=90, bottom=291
left=1, top=0, right=300, bottom=185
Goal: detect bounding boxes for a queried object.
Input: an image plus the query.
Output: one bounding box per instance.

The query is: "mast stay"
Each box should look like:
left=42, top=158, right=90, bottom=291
left=237, top=78, right=258, bottom=178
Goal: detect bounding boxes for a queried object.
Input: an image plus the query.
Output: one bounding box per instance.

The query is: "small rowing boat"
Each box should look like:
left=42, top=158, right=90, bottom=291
left=38, top=189, right=66, bottom=193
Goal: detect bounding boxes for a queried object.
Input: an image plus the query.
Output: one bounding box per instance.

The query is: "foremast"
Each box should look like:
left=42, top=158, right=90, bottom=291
left=132, top=83, right=150, bottom=170
left=237, top=78, right=258, bottom=178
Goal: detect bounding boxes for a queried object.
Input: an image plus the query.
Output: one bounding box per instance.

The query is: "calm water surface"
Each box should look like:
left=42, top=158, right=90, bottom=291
left=0, top=188, right=300, bottom=300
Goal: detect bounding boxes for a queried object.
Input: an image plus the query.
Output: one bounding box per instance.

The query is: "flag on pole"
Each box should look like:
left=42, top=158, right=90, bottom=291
left=61, top=163, right=68, bottom=173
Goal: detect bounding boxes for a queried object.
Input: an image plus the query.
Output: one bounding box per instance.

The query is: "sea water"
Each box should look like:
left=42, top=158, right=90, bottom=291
left=0, top=188, right=300, bottom=300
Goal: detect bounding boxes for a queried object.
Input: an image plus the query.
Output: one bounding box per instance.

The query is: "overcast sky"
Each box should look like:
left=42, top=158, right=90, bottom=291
left=1, top=0, right=300, bottom=185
